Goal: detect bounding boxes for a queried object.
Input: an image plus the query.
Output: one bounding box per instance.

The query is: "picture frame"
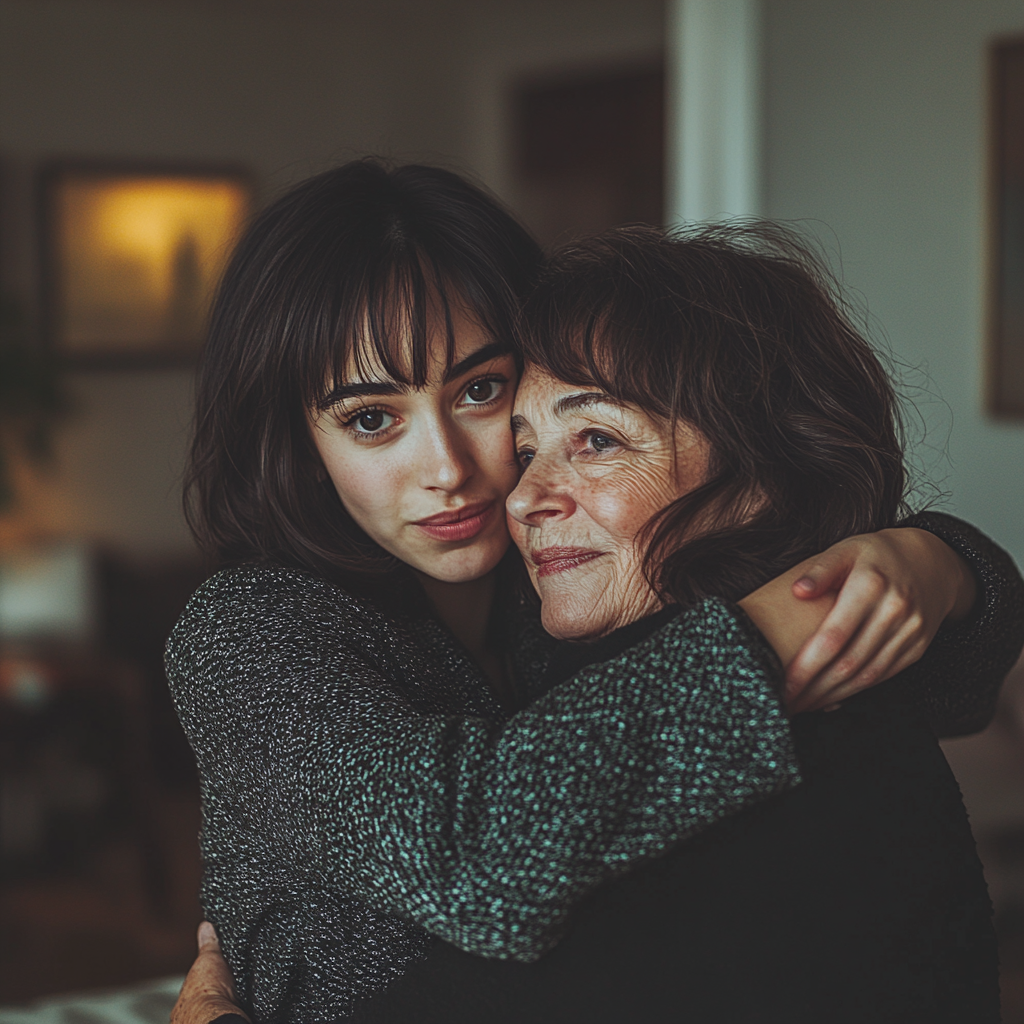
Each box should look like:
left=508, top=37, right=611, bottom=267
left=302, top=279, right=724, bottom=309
left=38, top=161, right=254, bottom=368
left=988, top=38, right=1024, bottom=417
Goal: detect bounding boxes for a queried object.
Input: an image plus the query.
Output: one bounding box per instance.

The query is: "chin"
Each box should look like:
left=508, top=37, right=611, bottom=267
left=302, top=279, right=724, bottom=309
left=540, top=599, right=613, bottom=642
left=421, top=536, right=510, bottom=584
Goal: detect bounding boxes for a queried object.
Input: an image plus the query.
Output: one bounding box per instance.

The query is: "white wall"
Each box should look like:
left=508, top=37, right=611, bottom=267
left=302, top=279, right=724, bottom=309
left=0, top=0, right=662, bottom=556
left=763, top=0, right=1024, bottom=565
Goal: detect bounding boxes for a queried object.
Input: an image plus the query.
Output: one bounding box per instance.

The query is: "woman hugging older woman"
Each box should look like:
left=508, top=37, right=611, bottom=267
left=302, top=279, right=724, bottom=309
left=167, top=162, right=1023, bottom=1024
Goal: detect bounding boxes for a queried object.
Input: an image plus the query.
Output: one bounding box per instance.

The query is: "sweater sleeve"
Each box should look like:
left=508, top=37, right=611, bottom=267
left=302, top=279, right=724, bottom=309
left=166, top=568, right=799, bottom=968
left=898, top=511, right=1024, bottom=737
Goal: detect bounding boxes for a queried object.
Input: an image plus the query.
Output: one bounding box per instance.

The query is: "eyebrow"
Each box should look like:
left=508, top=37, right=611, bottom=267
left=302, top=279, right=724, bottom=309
left=511, top=391, right=625, bottom=435
left=553, top=391, right=625, bottom=415
left=443, top=341, right=511, bottom=384
left=318, top=381, right=404, bottom=409
left=318, top=342, right=511, bottom=410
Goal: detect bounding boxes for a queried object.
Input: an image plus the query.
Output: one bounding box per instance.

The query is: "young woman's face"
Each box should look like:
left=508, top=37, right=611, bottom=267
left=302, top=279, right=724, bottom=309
left=308, top=304, right=520, bottom=583
left=506, top=366, right=710, bottom=640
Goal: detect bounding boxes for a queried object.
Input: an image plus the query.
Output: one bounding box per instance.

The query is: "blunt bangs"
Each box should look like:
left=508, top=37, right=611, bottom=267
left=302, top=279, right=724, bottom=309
left=186, top=159, right=541, bottom=585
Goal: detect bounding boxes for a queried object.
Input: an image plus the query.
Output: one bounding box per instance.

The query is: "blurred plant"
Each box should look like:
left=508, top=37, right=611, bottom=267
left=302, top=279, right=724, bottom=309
left=0, top=297, right=68, bottom=511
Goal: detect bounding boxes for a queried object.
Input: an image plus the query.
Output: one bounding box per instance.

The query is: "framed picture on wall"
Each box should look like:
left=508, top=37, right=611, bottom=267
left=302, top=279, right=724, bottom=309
left=38, top=162, right=253, bottom=367
left=989, top=39, right=1024, bottom=417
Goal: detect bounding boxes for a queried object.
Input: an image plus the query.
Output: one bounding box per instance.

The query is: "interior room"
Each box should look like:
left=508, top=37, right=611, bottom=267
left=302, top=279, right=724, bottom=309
left=1, top=0, right=1023, bottom=1021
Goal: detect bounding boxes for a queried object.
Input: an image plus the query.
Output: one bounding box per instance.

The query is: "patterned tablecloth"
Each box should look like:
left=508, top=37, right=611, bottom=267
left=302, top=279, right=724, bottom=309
left=0, top=978, right=184, bottom=1024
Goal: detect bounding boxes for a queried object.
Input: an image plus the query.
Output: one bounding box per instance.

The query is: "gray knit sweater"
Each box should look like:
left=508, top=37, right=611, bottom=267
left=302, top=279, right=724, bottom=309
left=165, top=512, right=1023, bottom=1022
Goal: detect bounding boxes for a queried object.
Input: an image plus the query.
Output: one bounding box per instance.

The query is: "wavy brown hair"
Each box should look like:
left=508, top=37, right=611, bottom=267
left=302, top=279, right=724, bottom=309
left=517, top=223, right=910, bottom=608
left=185, top=159, right=540, bottom=588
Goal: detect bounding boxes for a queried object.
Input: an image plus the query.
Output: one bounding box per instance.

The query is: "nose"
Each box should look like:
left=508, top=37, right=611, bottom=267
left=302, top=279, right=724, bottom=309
left=418, top=416, right=474, bottom=493
left=506, top=456, right=576, bottom=527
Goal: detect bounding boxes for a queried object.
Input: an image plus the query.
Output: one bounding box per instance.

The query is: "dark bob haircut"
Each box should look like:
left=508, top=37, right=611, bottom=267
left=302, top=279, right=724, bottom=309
left=185, top=159, right=541, bottom=584
left=518, top=223, right=910, bottom=609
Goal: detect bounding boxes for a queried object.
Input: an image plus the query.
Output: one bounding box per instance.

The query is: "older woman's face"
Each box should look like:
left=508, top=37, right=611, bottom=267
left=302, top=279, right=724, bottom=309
left=506, top=366, right=710, bottom=641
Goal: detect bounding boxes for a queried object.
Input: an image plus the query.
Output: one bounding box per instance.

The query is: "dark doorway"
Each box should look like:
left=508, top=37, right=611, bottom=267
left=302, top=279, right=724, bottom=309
left=512, top=64, right=664, bottom=246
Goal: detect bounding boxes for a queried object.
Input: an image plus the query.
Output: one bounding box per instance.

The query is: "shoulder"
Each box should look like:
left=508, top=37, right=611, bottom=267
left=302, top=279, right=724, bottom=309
left=165, top=563, right=394, bottom=683
left=183, top=561, right=369, bottom=615
left=175, top=561, right=379, bottom=630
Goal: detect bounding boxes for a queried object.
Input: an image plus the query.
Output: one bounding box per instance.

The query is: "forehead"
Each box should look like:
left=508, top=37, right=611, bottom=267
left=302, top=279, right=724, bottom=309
left=512, top=363, right=687, bottom=442
left=513, top=365, right=621, bottom=417
left=514, top=365, right=568, bottom=402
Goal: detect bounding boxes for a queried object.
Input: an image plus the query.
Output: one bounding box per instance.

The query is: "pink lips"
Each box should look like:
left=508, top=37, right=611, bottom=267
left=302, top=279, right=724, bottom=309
left=413, top=501, right=495, bottom=542
left=531, top=546, right=604, bottom=578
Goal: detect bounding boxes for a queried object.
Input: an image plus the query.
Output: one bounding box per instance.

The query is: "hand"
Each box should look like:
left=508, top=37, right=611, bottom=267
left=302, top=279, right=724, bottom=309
left=171, top=922, right=249, bottom=1024
left=784, top=528, right=977, bottom=713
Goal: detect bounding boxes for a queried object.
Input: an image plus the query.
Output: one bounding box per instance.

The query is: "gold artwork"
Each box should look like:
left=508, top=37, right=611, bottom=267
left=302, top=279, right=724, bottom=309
left=43, top=167, right=251, bottom=363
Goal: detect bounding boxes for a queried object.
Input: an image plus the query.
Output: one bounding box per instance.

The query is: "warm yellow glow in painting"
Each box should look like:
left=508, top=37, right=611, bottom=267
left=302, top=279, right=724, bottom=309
left=51, top=173, right=250, bottom=358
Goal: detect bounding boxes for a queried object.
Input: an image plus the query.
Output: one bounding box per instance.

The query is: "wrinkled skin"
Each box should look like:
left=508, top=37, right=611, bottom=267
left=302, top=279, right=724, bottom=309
left=506, top=367, right=975, bottom=698
left=507, top=366, right=709, bottom=640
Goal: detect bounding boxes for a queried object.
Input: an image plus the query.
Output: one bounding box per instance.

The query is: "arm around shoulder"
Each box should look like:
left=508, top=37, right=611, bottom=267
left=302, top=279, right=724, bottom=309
left=166, top=569, right=800, bottom=963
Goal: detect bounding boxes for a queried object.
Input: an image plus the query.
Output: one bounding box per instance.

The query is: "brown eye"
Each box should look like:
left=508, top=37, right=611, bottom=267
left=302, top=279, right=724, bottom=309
left=350, top=409, right=393, bottom=434
left=464, top=379, right=499, bottom=404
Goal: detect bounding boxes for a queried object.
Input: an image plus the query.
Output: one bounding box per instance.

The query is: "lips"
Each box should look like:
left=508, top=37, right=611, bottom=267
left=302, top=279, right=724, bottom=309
left=413, top=501, right=496, bottom=543
left=531, top=546, right=604, bottom=578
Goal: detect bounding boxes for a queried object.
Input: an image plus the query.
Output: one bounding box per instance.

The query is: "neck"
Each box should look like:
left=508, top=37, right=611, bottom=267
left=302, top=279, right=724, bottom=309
left=414, top=569, right=498, bottom=664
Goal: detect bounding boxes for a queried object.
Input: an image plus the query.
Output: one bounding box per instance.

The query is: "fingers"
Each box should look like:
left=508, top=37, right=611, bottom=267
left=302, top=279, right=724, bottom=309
left=788, top=612, right=901, bottom=712
left=786, top=568, right=888, bottom=695
left=198, top=921, right=220, bottom=953
left=791, top=595, right=917, bottom=711
left=790, top=544, right=857, bottom=600
left=792, top=621, right=927, bottom=714
left=172, top=925, right=250, bottom=1024
left=193, top=921, right=239, bottom=1001
left=787, top=573, right=926, bottom=712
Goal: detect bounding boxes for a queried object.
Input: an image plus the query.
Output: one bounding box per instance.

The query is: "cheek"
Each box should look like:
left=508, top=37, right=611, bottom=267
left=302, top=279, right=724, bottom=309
left=579, top=471, right=673, bottom=548
left=319, top=442, right=404, bottom=528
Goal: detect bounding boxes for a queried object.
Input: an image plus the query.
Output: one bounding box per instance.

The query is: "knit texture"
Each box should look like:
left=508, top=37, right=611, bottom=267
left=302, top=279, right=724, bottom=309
left=900, top=511, right=1024, bottom=735
left=165, top=512, right=1022, bottom=1022
left=167, top=576, right=799, bottom=1021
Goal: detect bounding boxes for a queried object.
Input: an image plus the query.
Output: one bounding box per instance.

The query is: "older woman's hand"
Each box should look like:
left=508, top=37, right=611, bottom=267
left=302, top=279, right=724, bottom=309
left=171, top=922, right=250, bottom=1024
left=782, top=528, right=977, bottom=713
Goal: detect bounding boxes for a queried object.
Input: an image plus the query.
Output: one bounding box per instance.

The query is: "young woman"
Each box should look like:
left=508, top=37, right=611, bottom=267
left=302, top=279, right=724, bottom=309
left=166, top=161, right=1021, bottom=1023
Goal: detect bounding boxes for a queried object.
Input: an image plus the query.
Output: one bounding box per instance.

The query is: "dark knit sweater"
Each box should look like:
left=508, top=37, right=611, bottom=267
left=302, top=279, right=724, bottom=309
left=349, top=607, right=1002, bottom=1023
left=165, top=512, right=1023, bottom=1023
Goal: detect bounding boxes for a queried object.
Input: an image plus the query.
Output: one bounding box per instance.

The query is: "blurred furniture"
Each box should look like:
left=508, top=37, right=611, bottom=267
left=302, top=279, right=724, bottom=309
left=0, top=650, right=169, bottom=915
left=0, top=541, right=209, bottom=919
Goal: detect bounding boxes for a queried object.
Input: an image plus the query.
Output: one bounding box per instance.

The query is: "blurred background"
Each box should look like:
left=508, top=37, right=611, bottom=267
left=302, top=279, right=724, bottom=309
left=0, top=0, right=1023, bottom=1020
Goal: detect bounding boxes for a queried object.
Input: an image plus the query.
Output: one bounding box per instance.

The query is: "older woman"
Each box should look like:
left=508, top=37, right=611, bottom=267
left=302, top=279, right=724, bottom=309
left=167, top=166, right=1021, bottom=1024
left=327, top=223, right=1014, bottom=1022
